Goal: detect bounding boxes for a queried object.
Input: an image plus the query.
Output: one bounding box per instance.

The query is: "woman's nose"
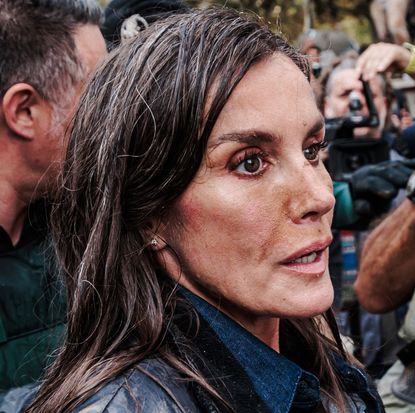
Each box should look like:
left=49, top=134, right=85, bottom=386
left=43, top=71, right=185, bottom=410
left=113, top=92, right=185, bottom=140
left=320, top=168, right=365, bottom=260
left=291, top=165, right=335, bottom=223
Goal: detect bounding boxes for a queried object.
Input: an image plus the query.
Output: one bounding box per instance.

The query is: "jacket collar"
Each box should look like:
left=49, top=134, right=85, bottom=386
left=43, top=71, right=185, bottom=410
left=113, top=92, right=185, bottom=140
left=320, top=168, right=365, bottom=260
left=0, top=199, right=49, bottom=252
left=178, top=289, right=320, bottom=413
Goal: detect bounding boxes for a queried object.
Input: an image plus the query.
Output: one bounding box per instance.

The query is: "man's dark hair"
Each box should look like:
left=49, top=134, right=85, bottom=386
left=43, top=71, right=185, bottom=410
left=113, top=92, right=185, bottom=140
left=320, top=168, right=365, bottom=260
left=0, top=0, right=102, bottom=103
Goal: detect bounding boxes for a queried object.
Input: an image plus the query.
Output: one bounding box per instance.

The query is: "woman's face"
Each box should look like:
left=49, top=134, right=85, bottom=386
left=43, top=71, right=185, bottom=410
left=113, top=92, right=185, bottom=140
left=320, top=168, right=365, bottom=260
left=160, top=54, right=335, bottom=327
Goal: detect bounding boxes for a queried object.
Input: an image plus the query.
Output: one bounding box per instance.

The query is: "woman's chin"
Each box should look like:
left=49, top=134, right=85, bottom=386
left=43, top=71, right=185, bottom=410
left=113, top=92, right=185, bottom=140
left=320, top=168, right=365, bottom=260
left=292, top=287, right=334, bottom=318
left=265, top=282, right=334, bottom=319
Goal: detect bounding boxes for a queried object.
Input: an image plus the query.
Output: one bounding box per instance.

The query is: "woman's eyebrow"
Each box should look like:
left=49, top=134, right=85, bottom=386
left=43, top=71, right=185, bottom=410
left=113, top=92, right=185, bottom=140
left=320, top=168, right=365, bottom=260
left=209, top=131, right=278, bottom=149
left=209, top=118, right=324, bottom=150
left=306, top=117, right=325, bottom=137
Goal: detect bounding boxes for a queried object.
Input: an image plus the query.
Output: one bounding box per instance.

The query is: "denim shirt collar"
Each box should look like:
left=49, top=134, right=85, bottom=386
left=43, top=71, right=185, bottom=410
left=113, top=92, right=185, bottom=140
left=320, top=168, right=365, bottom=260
left=182, top=289, right=320, bottom=413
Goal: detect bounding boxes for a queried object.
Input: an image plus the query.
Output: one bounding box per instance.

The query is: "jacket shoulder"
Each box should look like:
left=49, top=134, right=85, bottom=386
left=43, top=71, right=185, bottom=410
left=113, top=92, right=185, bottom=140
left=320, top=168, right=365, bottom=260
left=73, top=358, right=201, bottom=413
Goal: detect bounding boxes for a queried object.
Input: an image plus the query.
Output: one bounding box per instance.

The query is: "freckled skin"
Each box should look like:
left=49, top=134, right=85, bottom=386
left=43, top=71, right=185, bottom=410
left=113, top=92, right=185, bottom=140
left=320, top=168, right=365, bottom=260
left=159, top=55, right=335, bottom=348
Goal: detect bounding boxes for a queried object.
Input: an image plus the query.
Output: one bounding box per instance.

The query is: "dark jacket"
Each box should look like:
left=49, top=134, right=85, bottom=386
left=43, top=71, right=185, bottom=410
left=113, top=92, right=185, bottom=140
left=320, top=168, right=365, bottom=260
left=72, top=358, right=201, bottom=413
left=73, top=293, right=384, bottom=413
left=0, top=292, right=385, bottom=413
left=0, top=202, right=65, bottom=391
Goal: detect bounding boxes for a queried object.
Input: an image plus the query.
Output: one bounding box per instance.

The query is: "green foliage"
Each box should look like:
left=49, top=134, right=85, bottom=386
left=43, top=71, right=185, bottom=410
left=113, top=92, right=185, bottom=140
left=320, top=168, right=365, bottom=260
left=340, top=16, right=372, bottom=46
left=98, top=0, right=372, bottom=45
left=193, top=0, right=372, bottom=44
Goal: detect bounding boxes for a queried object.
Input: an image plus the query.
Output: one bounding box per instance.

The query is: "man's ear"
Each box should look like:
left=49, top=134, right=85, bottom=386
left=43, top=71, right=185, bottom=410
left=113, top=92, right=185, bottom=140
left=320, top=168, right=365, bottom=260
left=1, top=83, right=48, bottom=140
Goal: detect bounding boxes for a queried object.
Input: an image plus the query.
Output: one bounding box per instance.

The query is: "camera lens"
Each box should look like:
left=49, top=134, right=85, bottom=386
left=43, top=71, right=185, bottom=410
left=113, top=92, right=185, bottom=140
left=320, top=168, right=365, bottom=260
left=349, top=91, right=362, bottom=111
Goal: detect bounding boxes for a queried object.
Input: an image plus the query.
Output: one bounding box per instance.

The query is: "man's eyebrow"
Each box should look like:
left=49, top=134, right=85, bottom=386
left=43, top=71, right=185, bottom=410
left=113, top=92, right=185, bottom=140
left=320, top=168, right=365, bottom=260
left=209, top=131, right=278, bottom=149
left=339, top=88, right=353, bottom=95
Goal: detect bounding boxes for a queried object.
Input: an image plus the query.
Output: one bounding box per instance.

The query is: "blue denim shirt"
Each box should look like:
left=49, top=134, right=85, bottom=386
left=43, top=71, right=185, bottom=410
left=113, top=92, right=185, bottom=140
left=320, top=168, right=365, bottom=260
left=183, top=290, right=385, bottom=413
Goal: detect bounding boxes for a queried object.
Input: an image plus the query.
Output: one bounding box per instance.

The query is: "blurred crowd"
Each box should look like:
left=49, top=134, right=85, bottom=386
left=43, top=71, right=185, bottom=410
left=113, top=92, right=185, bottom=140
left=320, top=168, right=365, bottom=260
left=299, top=4, right=415, bottom=410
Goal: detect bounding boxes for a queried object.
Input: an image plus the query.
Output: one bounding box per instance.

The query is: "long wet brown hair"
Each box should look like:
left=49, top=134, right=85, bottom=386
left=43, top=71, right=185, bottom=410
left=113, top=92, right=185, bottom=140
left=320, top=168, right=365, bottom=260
left=27, top=8, right=349, bottom=413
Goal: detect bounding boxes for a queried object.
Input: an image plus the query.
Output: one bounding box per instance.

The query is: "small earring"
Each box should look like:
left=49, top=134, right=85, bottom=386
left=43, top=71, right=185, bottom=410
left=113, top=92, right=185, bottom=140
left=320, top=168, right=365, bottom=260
left=151, top=238, right=158, bottom=247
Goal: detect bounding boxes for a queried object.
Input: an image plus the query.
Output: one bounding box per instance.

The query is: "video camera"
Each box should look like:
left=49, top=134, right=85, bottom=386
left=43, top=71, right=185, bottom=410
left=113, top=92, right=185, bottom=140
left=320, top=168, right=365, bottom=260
left=325, top=79, right=390, bottom=181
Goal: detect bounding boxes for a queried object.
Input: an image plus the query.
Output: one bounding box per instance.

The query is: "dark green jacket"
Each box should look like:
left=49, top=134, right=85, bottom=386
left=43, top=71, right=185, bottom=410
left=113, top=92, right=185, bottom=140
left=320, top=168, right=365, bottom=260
left=0, top=202, right=65, bottom=391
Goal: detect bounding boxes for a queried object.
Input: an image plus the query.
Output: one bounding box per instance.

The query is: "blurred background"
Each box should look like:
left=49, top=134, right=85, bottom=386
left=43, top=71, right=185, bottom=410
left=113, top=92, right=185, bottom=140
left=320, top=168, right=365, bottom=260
left=98, top=0, right=395, bottom=45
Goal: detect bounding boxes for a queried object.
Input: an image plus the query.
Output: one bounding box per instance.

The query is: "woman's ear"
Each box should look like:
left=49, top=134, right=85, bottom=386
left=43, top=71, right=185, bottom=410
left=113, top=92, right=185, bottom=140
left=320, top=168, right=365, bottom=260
left=148, top=220, right=183, bottom=282
left=149, top=234, right=167, bottom=251
left=148, top=219, right=168, bottom=251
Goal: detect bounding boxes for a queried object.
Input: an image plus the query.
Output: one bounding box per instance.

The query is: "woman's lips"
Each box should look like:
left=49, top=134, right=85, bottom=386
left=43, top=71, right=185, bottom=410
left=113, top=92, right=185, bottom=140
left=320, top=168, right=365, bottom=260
left=278, top=237, right=332, bottom=276
left=280, top=249, right=327, bottom=276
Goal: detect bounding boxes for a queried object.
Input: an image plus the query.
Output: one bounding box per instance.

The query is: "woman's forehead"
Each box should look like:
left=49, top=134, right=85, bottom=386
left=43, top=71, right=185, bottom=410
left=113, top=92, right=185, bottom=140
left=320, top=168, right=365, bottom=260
left=207, top=55, right=318, bottom=144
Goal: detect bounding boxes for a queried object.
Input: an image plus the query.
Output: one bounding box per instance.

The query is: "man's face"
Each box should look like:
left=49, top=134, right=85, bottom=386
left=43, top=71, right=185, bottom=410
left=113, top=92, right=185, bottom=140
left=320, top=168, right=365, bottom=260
left=73, top=24, right=108, bottom=93
left=40, top=24, right=107, bottom=181
left=51, top=24, right=107, bottom=133
left=324, top=68, right=387, bottom=138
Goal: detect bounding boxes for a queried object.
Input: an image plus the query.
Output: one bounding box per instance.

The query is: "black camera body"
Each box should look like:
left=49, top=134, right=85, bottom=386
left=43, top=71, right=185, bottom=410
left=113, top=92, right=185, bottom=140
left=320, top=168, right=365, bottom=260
left=325, top=80, right=390, bottom=181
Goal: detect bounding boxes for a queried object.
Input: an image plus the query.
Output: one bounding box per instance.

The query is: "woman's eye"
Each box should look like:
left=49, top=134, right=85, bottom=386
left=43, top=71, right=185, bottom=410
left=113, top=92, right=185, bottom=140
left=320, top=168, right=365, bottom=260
left=235, top=154, right=264, bottom=174
left=303, top=141, right=327, bottom=161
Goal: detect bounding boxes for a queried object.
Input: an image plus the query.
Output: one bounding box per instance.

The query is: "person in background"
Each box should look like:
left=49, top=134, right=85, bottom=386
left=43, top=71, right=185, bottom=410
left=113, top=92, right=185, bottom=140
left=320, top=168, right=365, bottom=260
left=0, top=0, right=107, bottom=392
left=324, top=54, right=388, bottom=139
left=356, top=41, right=415, bottom=413
left=370, top=0, right=410, bottom=45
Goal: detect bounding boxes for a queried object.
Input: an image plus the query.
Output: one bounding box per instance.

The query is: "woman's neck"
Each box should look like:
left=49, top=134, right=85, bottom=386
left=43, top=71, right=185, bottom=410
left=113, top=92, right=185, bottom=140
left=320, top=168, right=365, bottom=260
left=221, top=305, right=280, bottom=351
left=183, top=284, right=281, bottom=351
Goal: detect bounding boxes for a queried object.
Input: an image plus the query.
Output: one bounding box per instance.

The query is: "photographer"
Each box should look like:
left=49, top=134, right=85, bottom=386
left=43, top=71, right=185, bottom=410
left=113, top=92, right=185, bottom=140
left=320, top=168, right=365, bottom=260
left=324, top=56, right=387, bottom=139
left=325, top=55, right=415, bottom=229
